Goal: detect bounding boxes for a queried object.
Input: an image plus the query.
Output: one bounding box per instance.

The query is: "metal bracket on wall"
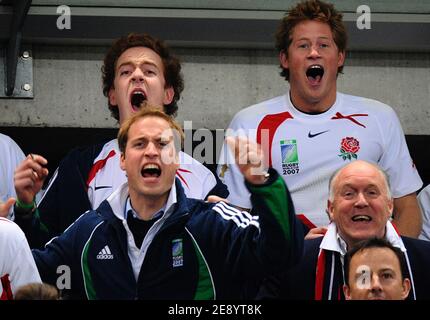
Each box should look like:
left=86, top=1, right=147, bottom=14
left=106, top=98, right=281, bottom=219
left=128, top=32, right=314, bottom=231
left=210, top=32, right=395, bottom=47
left=0, top=45, right=33, bottom=98
left=0, top=0, right=33, bottom=98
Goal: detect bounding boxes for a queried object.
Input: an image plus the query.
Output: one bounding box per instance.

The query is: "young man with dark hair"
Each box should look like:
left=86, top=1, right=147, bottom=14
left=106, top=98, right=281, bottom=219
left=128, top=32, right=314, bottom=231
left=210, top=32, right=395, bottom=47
left=343, top=238, right=410, bottom=300
left=218, top=0, right=422, bottom=238
left=12, top=33, right=228, bottom=248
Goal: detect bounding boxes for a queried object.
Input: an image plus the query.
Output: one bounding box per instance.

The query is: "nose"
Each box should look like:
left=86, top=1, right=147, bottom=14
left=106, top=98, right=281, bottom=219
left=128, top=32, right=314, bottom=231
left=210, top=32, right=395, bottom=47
left=370, top=274, right=383, bottom=293
left=354, top=192, right=369, bottom=208
left=144, top=142, right=159, bottom=158
left=308, top=45, right=321, bottom=59
left=131, top=68, right=144, bottom=83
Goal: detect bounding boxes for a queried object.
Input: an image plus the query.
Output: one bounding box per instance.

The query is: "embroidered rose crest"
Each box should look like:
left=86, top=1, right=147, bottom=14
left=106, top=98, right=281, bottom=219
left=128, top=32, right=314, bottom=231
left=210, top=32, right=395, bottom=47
left=339, top=137, right=360, bottom=161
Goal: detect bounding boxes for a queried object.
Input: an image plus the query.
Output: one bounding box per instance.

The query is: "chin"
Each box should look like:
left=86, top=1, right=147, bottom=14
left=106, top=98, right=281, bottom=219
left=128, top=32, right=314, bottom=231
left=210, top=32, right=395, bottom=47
left=368, top=296, right=386, bottom=300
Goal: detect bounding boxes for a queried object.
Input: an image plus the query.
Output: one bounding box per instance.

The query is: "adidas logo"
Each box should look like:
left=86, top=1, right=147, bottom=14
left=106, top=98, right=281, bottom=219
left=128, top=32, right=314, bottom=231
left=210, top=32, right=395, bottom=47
left=96, top=245, right=114, bottom=260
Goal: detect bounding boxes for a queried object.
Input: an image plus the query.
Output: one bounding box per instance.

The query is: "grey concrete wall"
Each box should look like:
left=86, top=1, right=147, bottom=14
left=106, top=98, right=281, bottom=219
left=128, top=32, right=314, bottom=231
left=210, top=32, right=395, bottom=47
left=0, top=45, right=429, bottom=135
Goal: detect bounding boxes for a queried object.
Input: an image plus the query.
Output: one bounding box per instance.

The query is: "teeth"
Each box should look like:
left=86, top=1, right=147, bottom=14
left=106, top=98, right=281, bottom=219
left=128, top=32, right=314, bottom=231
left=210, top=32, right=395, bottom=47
left=352, top=215, right=371, bottom=222
left=306, top=65, right=324, bottom=80
left=143, top=164, right=160, bottom=170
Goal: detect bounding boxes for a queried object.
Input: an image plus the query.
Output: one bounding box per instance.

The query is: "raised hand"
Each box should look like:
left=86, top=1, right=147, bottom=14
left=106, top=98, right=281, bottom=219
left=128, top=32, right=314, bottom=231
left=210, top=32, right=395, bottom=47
left=0, top=198, right=16, bottom=218
left=304, top=226, right=328, bottom=240
left=14, top=154, right=49, bottom=205
left=226, top=136, right=269, bottom=185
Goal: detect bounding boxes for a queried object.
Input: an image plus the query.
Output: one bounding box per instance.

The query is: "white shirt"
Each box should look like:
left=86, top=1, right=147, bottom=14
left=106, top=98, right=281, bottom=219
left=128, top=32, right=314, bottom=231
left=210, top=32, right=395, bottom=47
left=218, top=92, right=422, bottom=227
left=0, top=134, right=25, bottom=219
left=418, top=185, right=430, bottom=241
left=0, top=217, right=42, bottom=299
left=86, top=139, right=217, bottom=210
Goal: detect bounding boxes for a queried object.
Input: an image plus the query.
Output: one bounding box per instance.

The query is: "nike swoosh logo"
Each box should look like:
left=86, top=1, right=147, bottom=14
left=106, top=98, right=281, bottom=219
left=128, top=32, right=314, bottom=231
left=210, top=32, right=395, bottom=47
left=308, top=130, right=329, bottom=138
left=94, top=185, right=112, bottom=190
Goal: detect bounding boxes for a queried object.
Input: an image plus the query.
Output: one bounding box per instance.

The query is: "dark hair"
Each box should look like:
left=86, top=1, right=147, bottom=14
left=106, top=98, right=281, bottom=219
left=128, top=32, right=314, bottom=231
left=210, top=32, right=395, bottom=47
left=118, top=106, right=184, bottom=155
left=275, top=0, right=347, bottom=81
left=344, top=238, right=408, bottom=287
left=102, top=33, right=184, bottom=120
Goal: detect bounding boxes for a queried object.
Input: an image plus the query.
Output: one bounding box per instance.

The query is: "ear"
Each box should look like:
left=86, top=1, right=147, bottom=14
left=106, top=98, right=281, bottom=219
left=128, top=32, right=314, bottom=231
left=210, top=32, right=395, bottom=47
left=387, top=198, right=394, bottom=219
left=327, top=199, right=335, bottom=221
left=279, top=50, right=289, bottom=69
left=120, top=152, right=126, bottom=171
left=337, top=50, right=345, bottom=68
left=163, top=86, right=175, bottom=105
left=108, top=87, right=117, bottom=106
left=401, top=278, right=411, bottom=300
left=343, top=285, right=352, bottom=300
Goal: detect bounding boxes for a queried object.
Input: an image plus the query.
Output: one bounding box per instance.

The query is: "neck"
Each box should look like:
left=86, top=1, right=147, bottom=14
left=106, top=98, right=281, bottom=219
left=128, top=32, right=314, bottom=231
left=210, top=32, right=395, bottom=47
left=289, top=89, right=337, bottom=114
left=342, top=231, right=388, bottom=251
left=129, top=192, right=169, bottom=221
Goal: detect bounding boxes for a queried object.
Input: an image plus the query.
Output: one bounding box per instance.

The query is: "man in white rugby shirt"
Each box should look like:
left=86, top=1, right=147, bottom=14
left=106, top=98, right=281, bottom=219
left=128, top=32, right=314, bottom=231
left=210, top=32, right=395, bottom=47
left=217, top=0, right=422, bottom=238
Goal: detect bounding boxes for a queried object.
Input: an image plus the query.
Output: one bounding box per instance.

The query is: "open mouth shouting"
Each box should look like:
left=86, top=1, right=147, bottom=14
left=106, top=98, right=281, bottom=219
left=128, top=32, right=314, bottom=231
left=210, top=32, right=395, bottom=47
left=130, top=89, right=147, bottom=111
left=306, top=65, right=324, bottom=86
left=141, top=163, right=161, bottom=180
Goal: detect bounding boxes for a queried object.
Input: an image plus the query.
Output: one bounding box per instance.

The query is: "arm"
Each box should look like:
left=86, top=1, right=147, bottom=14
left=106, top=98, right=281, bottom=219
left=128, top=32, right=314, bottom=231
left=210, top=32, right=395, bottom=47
left=0, top=198, right=15, bottom=218
left=226, top=137, right=303, bottom=273
left=217, top=127, right=253, bottom=210
left=14, top=154, right=49, bottom=206
left=377, top=106, right=422, bottom=238
left=14, top=148, right=93, bottom=248
left=392, top=192, right=422, bottom=238
left=13, top=154, right=51, bottom=248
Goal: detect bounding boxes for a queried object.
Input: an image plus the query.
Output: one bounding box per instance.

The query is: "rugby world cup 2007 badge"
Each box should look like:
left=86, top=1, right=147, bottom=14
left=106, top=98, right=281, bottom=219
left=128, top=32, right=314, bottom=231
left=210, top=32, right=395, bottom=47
left=280, top=139, right=299, bottom=175
left=172, top=238, right=183, bottom=267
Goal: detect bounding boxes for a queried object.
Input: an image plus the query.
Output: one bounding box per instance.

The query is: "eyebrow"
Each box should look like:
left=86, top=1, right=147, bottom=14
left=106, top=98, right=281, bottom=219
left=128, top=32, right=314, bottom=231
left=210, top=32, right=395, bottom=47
left=340, top=183, right=379, bottom=190
left=295, top=36, right=331, bottom=41
left=131, top=135, right=173, bottom=143
left=117, top=60, right=159, bottom=70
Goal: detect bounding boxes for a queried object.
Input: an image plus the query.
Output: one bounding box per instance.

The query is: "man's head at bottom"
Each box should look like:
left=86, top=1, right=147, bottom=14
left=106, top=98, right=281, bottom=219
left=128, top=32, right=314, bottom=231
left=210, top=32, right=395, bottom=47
left=343, top=237, right=411, bottom=300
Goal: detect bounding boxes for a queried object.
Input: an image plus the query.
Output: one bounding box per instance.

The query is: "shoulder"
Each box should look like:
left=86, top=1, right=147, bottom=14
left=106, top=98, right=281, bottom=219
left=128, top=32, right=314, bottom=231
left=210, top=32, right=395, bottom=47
left=0, top=218, right=27, bottom=246
left=63, top=139, right=112, bottom=162
left=418, top=184, right=430, bottom=200
left=229, top=95, right=288, bottom=129
left=402, top=236, right=430, bottom=251
left=63, top=208, right=107, bottom=235
left=178, top=152, right=216, bottom=181
left=304, top=237, right=323, bottom=253
left=179, top=151, right=211, bottom=172
left=0, top=133, right=24, bottom=155
left=57, top=139, right=115, bottom=175
left=339, top=92, right=397, bottom=117
left=0, top=133, right=15, bottom=146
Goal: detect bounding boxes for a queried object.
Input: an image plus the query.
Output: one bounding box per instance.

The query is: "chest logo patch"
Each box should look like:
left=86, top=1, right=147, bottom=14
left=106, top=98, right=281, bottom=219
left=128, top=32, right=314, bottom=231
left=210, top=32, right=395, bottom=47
left=280, top=139, right=299, bottom=175
left=339, top=137, right=360, bottom=161
left=172, top=238, right=184, bottom=267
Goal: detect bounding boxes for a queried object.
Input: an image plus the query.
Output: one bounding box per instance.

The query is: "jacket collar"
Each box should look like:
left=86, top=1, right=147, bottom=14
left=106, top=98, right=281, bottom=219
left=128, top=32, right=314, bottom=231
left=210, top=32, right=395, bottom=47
left=320, top=220, right=406, bottom=254
left=101, top=178, right=190, bottom=225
